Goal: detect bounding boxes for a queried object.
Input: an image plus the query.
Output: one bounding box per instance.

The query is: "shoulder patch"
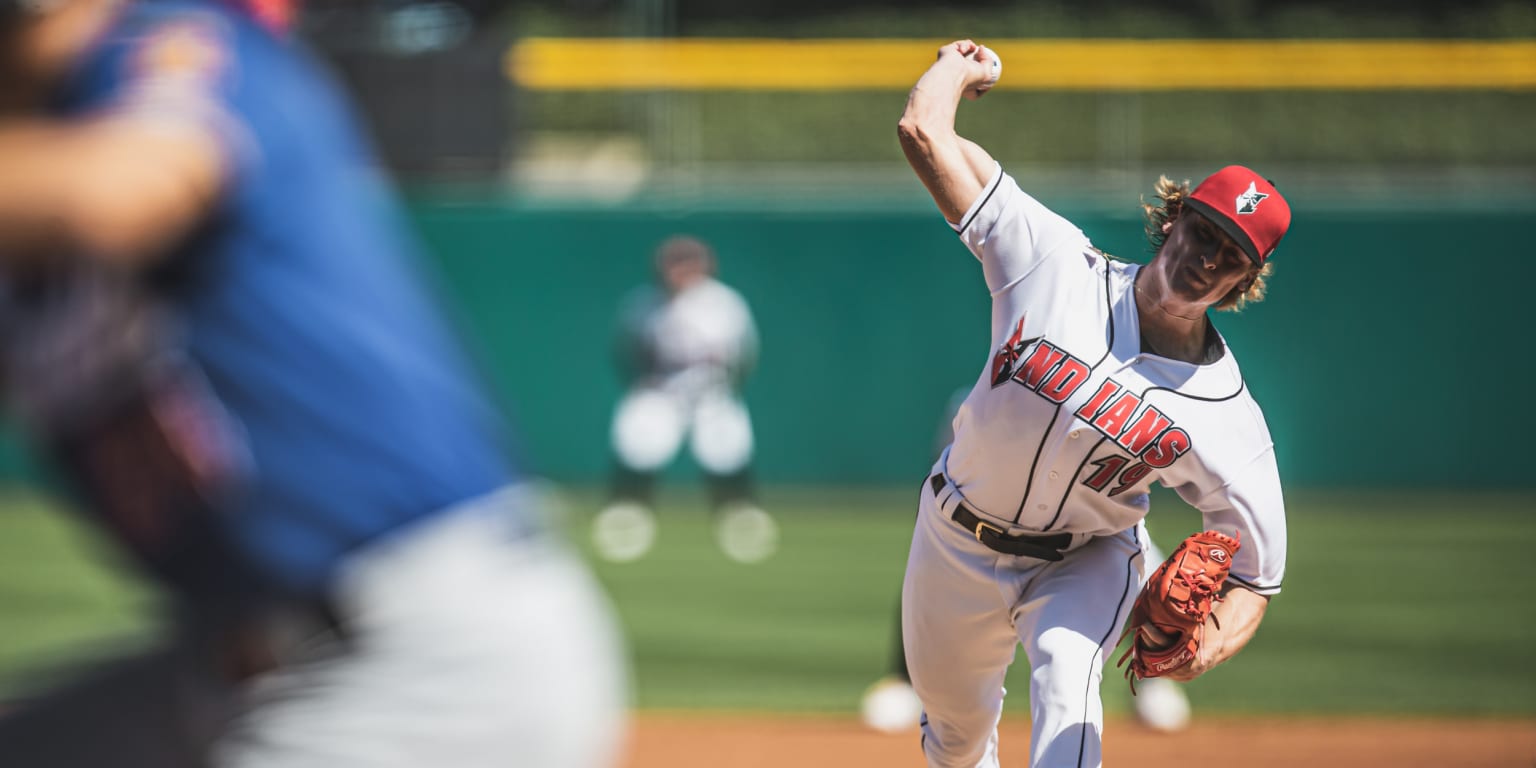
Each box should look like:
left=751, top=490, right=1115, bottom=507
left=113, top=16, right=237, bottom=124
left=133, top=20, right=228, bottom=84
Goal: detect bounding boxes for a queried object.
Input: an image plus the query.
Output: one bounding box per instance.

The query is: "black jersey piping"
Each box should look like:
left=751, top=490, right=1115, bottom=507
left=1044, top=435, right=1108, bottom=531
left=1138, top=376, right=1247, bottom=404
left=1012, top=407, right=1061, bottom=524
left=1077, top=527, right=1143, bottom=768
left=1053, top=375, right=1246, bottom=542
left=1227, top=573, right=1281, bottom=593
left=958, top=170, right=1003, bottom=234
left=1095, top=260, right=1117, bottom=365
left=1031, top=264, right=1119, bottom=528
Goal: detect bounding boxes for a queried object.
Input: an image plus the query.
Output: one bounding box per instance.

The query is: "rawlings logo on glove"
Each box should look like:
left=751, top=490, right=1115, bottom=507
left=1116, top=530, right=1241, bottom=693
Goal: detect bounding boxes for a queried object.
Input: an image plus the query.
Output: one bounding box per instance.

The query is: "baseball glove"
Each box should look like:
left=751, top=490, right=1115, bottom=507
left=1116, top=530, right=1241, bottom=692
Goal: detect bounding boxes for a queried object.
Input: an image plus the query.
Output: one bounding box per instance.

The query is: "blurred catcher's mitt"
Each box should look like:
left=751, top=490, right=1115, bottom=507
left=1116, top=530, right=1241, bottom=692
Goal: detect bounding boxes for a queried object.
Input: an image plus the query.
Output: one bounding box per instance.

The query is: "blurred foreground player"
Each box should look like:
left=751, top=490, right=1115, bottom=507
left=592, top=235, right=773, bottom=563
left=0, top=0, right=625, bottom=766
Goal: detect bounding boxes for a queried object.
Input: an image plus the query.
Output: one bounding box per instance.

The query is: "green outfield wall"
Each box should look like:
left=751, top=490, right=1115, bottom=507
left=0, top=197, right=1524, bottom=490
left=410, top=197, right=1532, bottom=489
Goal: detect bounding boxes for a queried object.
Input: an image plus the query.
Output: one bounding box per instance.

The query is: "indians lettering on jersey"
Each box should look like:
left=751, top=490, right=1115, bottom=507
left=990, top=330, right=1191, bottom=470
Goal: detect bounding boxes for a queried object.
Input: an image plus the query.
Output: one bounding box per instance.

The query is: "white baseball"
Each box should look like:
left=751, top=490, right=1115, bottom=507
left=860, top=679, right=924, bottom=734
left=981, top=46, right=1002, bottom=88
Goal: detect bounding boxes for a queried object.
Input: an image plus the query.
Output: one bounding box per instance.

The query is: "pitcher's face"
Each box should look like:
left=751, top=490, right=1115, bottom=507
left=1152, top=210, right=1254, bottom=307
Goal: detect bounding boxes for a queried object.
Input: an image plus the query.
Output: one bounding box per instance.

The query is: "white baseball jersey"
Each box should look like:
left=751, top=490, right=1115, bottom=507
left=943, top=164, right=1286, bottom=594
left=619, top=276, right=758, bottom=396
left=612, top=276, right=759, bottom=474
left=902, top=164, right=1287, bottom=768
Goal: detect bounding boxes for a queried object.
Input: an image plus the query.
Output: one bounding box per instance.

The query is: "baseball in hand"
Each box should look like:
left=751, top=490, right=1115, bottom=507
left=980, top=46, right=1002, bottom=88
left=964, top=45, right=1002, bottom=99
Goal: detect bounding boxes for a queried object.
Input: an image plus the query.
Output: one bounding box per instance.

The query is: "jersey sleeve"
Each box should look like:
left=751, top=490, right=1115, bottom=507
left=950, top=163, right=1091, bottom=296
left=1175, top=448, right=1288, bottom=596
left=84, top=8, right=257, bottom=178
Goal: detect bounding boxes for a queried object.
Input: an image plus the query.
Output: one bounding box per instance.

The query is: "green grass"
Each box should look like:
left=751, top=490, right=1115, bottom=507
left=2, top=487, right=1533, bottom=717
left=575, top=486, right=1536, bottom=716
left=574, top=487, right=919, bottom=712
left=0, top=494, right=160, bottom=697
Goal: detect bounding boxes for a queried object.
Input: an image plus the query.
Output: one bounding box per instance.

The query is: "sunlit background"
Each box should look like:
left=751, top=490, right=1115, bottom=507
left=2, top=0, right=1534, bottom=764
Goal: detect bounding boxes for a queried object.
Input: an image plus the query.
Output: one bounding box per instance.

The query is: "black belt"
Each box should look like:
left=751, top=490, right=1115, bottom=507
left=929, top=474, right=1071, bottom=561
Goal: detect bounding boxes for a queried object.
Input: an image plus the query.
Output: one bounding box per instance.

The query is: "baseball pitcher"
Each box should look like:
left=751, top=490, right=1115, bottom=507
left=897, top=40, right=1290, bottom=768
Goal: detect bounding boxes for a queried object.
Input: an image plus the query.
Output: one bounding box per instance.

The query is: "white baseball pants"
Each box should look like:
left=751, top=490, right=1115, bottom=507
left=611, top=386, right=753, bottom=474
left=902, top=466, right=1147, bottom=768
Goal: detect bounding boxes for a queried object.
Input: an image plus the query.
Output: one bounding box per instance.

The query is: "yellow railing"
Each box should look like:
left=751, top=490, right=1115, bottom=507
left=508, top=38, right=1536, bottom=90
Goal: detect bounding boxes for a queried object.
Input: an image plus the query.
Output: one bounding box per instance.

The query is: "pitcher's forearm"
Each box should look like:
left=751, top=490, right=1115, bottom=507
left=0, top=117, right=224, bottom=264
left=897, top=41, right=1000, bottom=223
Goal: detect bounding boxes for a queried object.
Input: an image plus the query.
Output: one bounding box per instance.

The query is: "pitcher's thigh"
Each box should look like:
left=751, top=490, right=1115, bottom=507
left=902, top=502, right=1018, bottom=766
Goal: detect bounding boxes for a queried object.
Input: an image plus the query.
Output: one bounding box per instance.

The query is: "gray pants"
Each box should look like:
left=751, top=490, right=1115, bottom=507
left=0, top=487, right=629, bottom=768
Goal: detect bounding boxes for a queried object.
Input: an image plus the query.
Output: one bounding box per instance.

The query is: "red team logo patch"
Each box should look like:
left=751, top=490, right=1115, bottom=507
left=990, top=316, right=1039, bottom=388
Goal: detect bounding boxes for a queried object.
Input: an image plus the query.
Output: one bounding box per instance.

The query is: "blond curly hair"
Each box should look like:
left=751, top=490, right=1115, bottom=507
left=1141, top=175, right=1273, bottom=312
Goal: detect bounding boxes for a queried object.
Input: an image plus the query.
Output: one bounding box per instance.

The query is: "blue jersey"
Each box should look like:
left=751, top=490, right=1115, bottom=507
left=47, top=0, right=519, bottom=595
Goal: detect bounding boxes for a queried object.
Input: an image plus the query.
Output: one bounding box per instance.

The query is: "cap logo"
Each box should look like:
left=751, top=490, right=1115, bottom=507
left=1235, top=181, right=1268, bottom=215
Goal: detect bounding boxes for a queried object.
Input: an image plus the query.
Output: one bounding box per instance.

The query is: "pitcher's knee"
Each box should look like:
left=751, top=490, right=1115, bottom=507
left=908, top=683, right=1000, bottom=766
left=919, top=715, right=996, bottom=768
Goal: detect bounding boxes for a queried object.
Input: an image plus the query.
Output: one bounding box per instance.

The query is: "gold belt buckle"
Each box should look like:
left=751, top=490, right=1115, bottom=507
left=974, top=519, right=1004, bottom=542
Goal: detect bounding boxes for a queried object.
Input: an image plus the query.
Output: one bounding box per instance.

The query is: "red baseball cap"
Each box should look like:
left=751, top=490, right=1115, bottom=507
left=1184, top=166, right=1291, bottom=265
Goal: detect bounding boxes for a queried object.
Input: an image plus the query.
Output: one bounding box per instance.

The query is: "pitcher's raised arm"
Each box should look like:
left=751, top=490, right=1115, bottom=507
left=896, top=40, right=1002, bottom=224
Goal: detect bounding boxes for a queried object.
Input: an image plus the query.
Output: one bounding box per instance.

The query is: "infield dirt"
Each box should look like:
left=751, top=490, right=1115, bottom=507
left=618, top=714, right=1536, bottom=768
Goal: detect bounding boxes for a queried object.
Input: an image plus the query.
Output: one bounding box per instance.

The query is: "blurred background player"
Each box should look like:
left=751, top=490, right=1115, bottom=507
left=860, top=388, right=1190, bottom=734
left=0, top=0, right=625, bottom=765
left=591, top=234, right=774, bottom=564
